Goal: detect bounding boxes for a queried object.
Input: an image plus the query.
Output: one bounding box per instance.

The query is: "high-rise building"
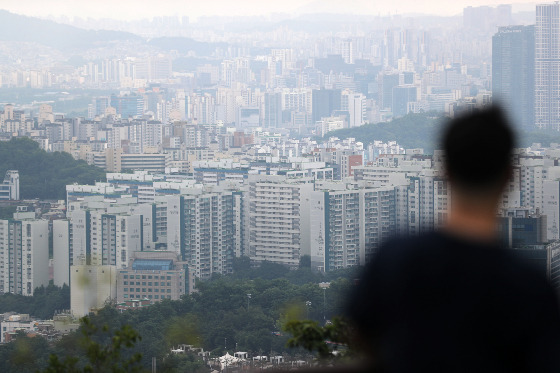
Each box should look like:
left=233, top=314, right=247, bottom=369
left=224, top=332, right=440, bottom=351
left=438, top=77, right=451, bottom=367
left=181, top=191, right=234, bottom=280
left=263, top=92, right=282, bottom=128
left=110, top=94, right=144, bottom=119
left=247, top=175, right=313, bottom=268
left=309, top=186, right=396, bottom=271
left=380, top=73, right=400, bottom=111
left=134, top=56, right=172, bottom=80
left=536, top=3, right=560, bottom=130
left=396, top=171, right=450, bottom=235
left=392, top=85, right=418, bottom=117
left=341, top=91, right=366, bottom=127
left=0, top=217, right=49, bottom=296
left=157, top=191, right=235, bottom=280
left=312, top=89, right=341, bottom=124
left=492, top=25, right=535, bottom=130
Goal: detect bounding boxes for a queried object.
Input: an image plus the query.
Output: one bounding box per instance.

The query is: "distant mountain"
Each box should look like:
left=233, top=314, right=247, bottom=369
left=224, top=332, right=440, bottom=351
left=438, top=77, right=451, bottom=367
left=0, top=10, right=142, bottom=50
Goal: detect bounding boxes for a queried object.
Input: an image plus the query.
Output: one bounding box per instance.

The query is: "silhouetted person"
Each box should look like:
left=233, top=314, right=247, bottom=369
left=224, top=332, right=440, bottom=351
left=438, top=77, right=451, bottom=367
left=347, top=107, right=560, bottom=372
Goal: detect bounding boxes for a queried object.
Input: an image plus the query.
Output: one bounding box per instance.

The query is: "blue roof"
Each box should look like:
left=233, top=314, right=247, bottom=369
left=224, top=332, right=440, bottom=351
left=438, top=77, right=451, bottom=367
left=132, top=259, right=173, bottom=271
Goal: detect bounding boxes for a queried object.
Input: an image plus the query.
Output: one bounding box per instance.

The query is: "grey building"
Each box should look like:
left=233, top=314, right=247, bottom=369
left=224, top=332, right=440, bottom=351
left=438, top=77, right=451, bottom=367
left=536, top=3, right=560, bottom=130
left=263, top=92, right=282, bottom=128
left=392, top=86, right=417, bottom=117
left=492, top=25, right=535, bottom=130
left=380, top=73, right=400, bottom=111
left=311, top=89, right=341, bottom=124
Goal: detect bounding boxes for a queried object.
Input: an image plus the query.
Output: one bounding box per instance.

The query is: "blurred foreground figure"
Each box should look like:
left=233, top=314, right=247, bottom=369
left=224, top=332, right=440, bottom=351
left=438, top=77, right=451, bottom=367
left=348, top=107, right=560, bottom=372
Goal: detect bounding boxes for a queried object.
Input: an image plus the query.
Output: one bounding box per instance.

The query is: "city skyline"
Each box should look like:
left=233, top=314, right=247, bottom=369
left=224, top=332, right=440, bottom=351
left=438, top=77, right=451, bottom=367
left=0, top=0, right=542, bottom=21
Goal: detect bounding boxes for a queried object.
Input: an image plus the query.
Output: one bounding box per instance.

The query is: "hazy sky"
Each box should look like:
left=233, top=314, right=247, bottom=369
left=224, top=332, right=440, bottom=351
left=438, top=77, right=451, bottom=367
left=0, top=0, right=541, bottom=20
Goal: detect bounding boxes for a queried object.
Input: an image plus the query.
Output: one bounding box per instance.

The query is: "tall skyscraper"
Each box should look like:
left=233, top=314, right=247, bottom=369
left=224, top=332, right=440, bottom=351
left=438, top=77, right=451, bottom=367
left=312, top=89, right=341, bottom=124
left=380, top=73, right=400, bottom=111
left=392, top=86, right=418, bottom=117
left=263, top=92, right=282, bottom=128
left=536, top=3, right=560, bottom=130
left=492, top=25, right=535, bottom=130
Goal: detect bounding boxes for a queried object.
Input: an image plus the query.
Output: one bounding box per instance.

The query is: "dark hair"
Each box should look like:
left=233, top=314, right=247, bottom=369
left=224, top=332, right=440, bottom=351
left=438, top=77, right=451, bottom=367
left=441, top=106, right=515, bottom=194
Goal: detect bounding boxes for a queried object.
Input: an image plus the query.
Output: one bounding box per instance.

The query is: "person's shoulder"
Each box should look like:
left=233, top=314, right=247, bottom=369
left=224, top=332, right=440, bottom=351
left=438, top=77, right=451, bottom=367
left=378, top=231, right=447, bottom=255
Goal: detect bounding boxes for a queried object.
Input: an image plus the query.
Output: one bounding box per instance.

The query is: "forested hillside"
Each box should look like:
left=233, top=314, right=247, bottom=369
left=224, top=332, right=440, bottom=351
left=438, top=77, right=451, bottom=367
left=0, top=284, right=69, bottom=319
left=0, top=138, right=106, bottom=200
left=324, top=112, right=560, bottom=153
left=0, top=260, right=359, bottom=372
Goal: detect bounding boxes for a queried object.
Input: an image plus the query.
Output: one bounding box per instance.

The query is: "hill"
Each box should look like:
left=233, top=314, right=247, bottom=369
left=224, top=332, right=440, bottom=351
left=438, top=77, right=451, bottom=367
left=324, top=113, right=560, bottom=153
left=0, top=138, right=106, bottom=200
left=324, top=113, right=443, bottom=152
left=0, top=10, right=142, bottom=50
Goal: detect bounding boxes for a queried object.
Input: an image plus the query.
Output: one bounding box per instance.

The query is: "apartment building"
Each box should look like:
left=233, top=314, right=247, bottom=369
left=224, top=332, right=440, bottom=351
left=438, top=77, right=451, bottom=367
left=0, top=216, right=48, bottom=296
left=247, top=175, right=314, bottom=268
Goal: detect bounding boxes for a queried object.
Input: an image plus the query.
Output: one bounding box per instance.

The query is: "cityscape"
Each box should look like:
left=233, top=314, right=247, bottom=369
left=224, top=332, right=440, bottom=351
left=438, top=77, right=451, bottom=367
left=0, top=1, right=559, bottom=371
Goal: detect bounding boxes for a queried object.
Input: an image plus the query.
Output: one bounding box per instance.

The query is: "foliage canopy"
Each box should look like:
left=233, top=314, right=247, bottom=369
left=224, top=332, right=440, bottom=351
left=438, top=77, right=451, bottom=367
left=0, top=137, right=106, bottom=199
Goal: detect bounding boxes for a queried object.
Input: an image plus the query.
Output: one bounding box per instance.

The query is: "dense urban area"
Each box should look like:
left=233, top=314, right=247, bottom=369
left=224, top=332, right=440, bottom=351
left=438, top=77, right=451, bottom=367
left=1, top=2, right=560, bottom=371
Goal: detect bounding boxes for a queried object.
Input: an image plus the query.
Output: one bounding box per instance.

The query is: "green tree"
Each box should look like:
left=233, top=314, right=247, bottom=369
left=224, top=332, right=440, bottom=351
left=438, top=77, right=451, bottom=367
left=299, top=255, right=311, bottom=268
left=42, top=316, right=143, bottom=373
left=159, top=353, right=208, bottom=373
left=0, top=138, right=105, bottom=199
left=0, top=331, right=51, bottom=372
left=284, top=317, right=356, bottom=364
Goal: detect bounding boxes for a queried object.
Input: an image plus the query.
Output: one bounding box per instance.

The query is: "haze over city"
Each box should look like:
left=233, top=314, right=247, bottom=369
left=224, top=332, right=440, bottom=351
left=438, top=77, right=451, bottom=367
left=0, top=0, right=559, bottom=371
left=0, top=0, right=542, bottom=20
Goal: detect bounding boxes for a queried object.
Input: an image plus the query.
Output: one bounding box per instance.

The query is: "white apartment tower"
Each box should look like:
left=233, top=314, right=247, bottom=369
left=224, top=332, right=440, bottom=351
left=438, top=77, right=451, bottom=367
left=247, top=176, right=313, bottom=268
left=183, top=191, right=234, bottom=279
left=309, top=184, right=397, bottom=272
left=0, top=218, right=49, bottom=296
left=341, top=91, right=367, bottom=128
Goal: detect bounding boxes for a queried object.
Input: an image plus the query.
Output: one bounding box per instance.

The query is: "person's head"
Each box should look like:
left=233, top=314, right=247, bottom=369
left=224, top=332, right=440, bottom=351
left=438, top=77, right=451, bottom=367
left=441, top=106, right=515, bottom=204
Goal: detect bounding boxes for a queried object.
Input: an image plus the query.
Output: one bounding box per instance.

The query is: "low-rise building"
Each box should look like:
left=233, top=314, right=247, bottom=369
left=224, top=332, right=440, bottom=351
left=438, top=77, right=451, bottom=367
left=116, top=251, right=187, bottom=303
